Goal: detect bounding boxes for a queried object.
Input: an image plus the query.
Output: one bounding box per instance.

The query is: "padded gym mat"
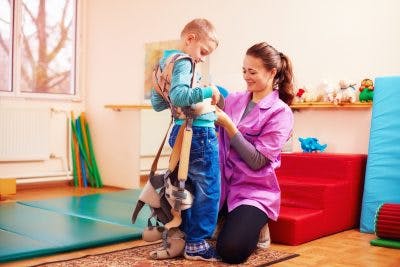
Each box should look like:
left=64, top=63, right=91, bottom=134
left=360, top=76, right=400, bottom=233
left=0, top=190, right=150, bottom=262
left=0, top=229, right=54, bottom=262
left=20, top=189, right=150, bottom=228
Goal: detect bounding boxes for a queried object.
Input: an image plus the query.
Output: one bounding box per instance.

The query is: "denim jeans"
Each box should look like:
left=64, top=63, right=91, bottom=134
left=169, top=124, right=221, bottom=243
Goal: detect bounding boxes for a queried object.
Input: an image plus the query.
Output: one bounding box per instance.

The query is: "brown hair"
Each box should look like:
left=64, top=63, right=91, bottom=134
left=181, top=18, right=219, bottom=47
left=246, top=42, right=294, bottom=105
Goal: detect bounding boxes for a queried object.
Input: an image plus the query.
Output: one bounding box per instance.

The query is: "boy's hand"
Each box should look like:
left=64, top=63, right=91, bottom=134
left=215, top=106, right=238, bottom=138
left=210, top=85, right=221, bottom=105
left=215, top=106, right=229, bottom=127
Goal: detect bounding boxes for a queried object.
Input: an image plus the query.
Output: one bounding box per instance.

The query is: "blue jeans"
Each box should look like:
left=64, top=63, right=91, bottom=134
left=169, top=124, right=221, bottom=243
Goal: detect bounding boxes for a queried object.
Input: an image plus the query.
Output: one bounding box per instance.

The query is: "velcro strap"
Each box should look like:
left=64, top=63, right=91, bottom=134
left=165, top=178, right=193, bottom=211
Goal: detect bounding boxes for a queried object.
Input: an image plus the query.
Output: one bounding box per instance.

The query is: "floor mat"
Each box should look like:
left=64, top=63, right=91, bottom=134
left=19, top=189, right=150, bottom=228
left=35, top=242, right=299, bottom=267
left=0, top=189, right=149, bottom=262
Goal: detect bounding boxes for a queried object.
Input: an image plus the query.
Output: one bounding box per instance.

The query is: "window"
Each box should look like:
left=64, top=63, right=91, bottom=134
left=0, top=0, right=12, bottom=92
left=0, top=0, right=77, bottom=98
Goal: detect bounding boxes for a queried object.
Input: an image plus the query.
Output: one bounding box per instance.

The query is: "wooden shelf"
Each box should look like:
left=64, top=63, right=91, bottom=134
left=290, top=102, right=372, bottom=109
left=105, top=102, right=373, bottom=111
left=104, top=104, right=152, bottom=111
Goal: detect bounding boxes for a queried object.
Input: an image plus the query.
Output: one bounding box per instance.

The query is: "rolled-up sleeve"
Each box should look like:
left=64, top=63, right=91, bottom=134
left=254, top=106, right=294, bottom=162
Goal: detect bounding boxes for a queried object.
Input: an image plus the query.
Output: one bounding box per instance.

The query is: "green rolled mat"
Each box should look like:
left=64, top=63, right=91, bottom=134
left=370, top=238, right=400, bottom=249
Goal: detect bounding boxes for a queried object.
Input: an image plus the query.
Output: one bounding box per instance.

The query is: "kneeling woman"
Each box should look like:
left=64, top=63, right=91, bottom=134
left=215, top=42, right=294, bottom=264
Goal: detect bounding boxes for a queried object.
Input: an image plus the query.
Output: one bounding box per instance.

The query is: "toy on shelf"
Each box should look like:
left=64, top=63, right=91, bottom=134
left=334, top=80, right=357, bottom=105
left=316, top=81, right=337, bottom=103
left=359, top=78, right=374, bottom=102
left=298, top=137, right=327, bottom=152
left=294, top=88, right=306, bottom=103
left=295, top=86, right=324, bottom=103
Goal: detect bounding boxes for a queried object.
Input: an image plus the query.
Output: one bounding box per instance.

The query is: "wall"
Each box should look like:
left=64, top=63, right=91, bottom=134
left=84, top=0, right=400, bottom=188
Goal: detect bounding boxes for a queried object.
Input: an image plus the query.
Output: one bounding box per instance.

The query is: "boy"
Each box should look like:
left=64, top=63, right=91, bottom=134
left=151, top=18, right=221, bottom=261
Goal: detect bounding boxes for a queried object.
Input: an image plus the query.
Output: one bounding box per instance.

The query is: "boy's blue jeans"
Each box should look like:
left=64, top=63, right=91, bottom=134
left=169, top=124, right=220, bottom=243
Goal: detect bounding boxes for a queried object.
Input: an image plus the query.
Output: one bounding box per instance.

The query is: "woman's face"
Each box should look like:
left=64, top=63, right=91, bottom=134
left=242, top=55, right=275, bottom=93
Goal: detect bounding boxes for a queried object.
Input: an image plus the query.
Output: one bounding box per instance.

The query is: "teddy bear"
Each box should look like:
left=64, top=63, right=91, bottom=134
left=316, top=81, right=337, bottom=103
left=334, top=80, right=357, bottom=105
left=359, top=78, right=374, bottom=102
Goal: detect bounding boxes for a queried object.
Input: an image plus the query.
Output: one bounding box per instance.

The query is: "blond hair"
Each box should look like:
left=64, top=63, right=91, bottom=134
left=181, top=18, right=218, bottom=47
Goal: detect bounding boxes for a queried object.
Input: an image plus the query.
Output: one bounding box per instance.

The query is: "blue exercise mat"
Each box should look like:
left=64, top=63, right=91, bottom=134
left=0, top=189, right=149, bottom=262
left=360, top=76, right=400, bottom=233
left=20, top=189, right=150, bottom=228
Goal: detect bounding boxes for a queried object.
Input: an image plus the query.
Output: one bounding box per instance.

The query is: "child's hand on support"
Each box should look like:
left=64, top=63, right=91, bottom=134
left=215, top=106, right=238, bottom=138
left=210, top=85, right=221, bottom=105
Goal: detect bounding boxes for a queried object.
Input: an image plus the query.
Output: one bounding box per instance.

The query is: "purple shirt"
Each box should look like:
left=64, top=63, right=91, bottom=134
left=218, top=90, right=294, bottom=221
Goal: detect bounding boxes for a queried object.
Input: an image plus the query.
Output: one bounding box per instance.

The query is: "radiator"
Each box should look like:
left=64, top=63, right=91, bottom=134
left=0, top=107, right=51, bottom=161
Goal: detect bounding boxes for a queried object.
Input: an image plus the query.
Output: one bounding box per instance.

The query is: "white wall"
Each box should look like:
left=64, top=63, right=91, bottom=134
left=84, top=0, right=400, bottom=188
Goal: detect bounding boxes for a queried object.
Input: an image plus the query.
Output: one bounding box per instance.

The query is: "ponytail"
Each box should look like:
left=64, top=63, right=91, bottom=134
left=276, top=53, right=294, bottom=105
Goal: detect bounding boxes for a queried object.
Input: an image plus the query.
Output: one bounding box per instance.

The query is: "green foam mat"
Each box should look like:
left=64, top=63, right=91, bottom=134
left=19, top=189, right=150, bottom=228
left=371, top=238, right=400, bottom=249
left=0, top=189, right=150, bottom=262
left=0, top=229, right=54, bottom=262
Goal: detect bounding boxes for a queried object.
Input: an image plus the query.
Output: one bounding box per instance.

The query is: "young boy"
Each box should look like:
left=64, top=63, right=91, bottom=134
left=151, top=18, right=221, bottom=261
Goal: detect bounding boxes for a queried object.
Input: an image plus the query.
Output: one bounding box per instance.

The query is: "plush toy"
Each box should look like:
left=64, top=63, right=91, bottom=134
left=294, top=88, right=306, bottom=103
left=316, top=81, right=337, bottom=103
left=359, top=78, right=374, bottom=102
left=301, top=87, right=324, bottom=103
left=298, top=137, right=327, bottom=152
left=334, top=80, right=357, bottom=104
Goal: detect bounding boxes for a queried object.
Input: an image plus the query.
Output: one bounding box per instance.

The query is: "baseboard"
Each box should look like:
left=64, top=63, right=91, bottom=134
left=17, top=179, right=72, bottom=190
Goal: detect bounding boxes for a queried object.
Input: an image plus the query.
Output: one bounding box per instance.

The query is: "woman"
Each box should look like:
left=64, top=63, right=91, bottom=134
left=215, top=42, right=294, bottom=264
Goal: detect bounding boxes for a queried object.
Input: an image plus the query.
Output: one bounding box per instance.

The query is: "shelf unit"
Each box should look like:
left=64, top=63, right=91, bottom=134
left=105, top=102, right=373, bottom=111
left=290, top=102, right=372, bottom=109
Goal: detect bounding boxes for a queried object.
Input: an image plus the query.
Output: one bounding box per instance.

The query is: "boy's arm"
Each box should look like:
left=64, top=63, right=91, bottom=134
left=169, top=59, right=215, bottom=107
left=150, top=89, right=169, bottom=111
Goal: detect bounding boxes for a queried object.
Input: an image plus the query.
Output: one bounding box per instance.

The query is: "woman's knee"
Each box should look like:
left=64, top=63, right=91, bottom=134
left=217, top=237, right=252, bottom=264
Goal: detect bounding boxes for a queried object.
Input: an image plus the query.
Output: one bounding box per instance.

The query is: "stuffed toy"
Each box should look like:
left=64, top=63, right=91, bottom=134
left=300, top=87, right=324, bottom=103
left=359, top=78, right=374, bottom=102
left=294, top=88, right=306, bottom=103
left=316, top=81, right=336, bottom=103
left=298, top=137, right=327, bottom=152
left=334, top=80, right=357, bottom=104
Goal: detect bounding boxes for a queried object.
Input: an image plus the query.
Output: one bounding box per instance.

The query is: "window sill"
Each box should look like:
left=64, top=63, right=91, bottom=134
left=104, top=104, right=152, bottom=111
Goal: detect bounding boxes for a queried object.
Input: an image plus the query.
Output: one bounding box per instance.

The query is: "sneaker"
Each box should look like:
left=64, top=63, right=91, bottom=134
left=257, top=223, right=271, bottom=249
left=184, top=246, right=221, bottom=262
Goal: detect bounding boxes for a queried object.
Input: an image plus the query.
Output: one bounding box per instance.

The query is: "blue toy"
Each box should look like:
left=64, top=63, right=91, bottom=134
left=216, top=85, right=229, bottom=98
left=298, top=137, right=327, bottom=152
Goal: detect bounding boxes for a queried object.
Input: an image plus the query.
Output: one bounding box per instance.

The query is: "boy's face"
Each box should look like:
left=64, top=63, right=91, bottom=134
left=184, top=33, right=217, bottom=63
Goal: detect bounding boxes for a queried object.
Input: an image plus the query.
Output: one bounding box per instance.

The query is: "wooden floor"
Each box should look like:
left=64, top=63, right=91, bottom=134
left=1, top=185, right=400, bottom=267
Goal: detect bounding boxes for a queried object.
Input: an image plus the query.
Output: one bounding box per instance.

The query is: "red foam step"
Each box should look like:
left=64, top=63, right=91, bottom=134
left=269, top=206, right=324, bottom=245
left=279, top=178, right=347, bottom=210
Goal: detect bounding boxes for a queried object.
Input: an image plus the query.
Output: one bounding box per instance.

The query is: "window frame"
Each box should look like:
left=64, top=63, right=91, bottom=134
left=0, top=0, right=81, bottom=101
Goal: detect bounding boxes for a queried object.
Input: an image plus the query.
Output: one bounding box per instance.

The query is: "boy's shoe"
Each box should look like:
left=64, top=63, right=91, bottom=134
left=184, top=246, right=221, bottom=262
left=257, top=223, right=271, bottom=249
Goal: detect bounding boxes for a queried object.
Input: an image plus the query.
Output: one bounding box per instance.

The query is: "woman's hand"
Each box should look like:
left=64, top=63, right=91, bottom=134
left=215, top=106, right=238, bottom=138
